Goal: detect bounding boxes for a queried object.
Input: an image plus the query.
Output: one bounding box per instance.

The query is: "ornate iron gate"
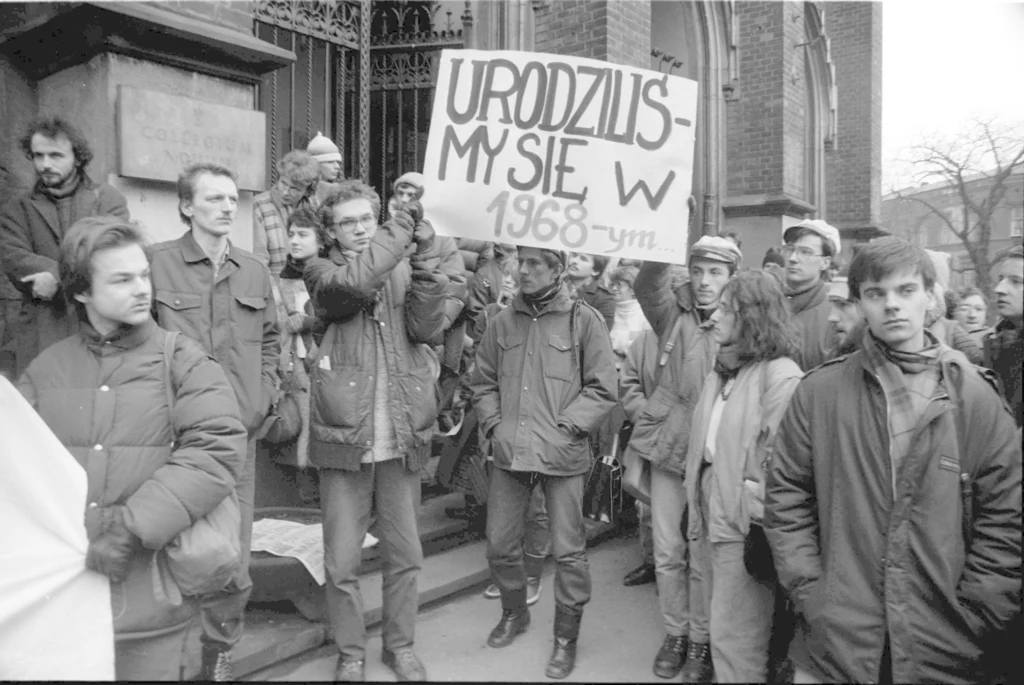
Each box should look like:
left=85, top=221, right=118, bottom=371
left=254, top=0, right=470, bottom=202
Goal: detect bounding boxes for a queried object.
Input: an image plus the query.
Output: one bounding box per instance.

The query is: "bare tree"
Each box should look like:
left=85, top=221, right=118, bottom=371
left=893, top=118, right=1024, bottom=300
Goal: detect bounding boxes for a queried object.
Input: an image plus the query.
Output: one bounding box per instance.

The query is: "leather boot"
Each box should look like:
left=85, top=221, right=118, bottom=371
left=199, top=644, right=233, bottom=682
left=488, top=587, right=530, bottom=648
left=545, top=605, right=582, bottom=680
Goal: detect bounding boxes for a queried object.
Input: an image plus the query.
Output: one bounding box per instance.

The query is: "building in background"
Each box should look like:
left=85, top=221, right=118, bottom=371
left=881, top=170, right=1024, bottom=290
left=2, top=0, right=883, bottom=262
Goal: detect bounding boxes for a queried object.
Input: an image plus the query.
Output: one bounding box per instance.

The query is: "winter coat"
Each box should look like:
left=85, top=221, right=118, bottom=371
left=471, top=286, right=618, bottom=476
left=764, top=347, right=1022, bottom=684
left=150, top=231, right=280, bottom=435
left=302, top=222, right=449, bottom=472
left=455, top=238, right=492, bottom=273
left=0, top=176, right=129, bottom=377
left=623, top=261, right=718, bottom=476
left=18, top=319, right=247, bottom=640
left=436, top=235, right=469, bottom=374
left=984, top=318, right=1022, bottom=427
left=928, top=316, right=983, bottom=365
left=786, top=280, right=837, bottom=371
left=576, top=279, right=616, bottom=330
left=684, top=358, right=802, bottom=544
left=620, top=328, right=660, bottom=423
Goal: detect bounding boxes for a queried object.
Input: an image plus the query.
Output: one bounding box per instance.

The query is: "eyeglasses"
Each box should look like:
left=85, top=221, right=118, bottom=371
left=333, top=214, right=377, bottom=232
left=278, top=179, right=311, bottom=195
left=780, top=245, right=823, bottom=260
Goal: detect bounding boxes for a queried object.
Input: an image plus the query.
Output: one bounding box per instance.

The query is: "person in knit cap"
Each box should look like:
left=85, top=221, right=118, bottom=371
left=306, top=131, right=342, bottom=203
left=471, top=245, right=617, bottom=679
left=625, top=233, right=741, bottom=682
left=781, top=219, right=842, bottom=371
left=387, top=172, right=426, bottom=217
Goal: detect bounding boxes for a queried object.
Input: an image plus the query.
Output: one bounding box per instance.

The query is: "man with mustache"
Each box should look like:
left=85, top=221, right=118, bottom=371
left=149, top=162, right=280, bottom=681
left=1, top=117, right=129, bottom=377
left=780, top=220, right=841, bottom=371
left=766, top=237, right=1021, bottom=684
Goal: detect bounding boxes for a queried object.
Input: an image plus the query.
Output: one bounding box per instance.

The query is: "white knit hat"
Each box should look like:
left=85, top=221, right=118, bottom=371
left=306, top=131, right=341, bottom=163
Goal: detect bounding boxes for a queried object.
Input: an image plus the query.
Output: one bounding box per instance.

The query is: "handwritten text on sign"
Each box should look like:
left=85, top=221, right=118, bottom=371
left=422, top=50, right=698, bottom=263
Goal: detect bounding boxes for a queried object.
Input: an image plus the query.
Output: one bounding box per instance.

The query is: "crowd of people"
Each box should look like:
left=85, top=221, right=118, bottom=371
left=1, top=117, right=1021, bottom=684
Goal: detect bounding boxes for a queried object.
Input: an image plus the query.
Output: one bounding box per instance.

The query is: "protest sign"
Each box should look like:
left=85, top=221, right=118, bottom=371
left=422, top=50, right=698, bottom=264
left=0, top=376, right=114, bottom=680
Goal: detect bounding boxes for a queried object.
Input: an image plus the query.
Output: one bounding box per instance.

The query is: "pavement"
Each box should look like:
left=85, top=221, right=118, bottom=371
left=246, top=534, right=669, bottom=682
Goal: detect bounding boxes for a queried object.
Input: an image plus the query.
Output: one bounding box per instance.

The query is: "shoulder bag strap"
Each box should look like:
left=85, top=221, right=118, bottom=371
left=570, top=299, right=583, bottom=386
left=654, top=314, right=685, bottom=389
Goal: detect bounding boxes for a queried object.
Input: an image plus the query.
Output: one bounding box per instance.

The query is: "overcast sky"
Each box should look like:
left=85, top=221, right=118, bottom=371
left=881, top=0, right=1024, bottom=190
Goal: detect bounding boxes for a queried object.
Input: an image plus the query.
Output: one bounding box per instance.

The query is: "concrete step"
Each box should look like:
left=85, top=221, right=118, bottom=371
left=181, top=501, right=620, bottom=680
left=180, top=493, right=487, bottom=680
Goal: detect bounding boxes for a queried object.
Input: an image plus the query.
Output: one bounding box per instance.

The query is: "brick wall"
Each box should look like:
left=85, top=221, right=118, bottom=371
left=147, top=0, right=254, bottom=34
left=726, top=1, right=807, bottom=201
left=534, top=0, right=651, bottom=68
left=824, top=1, right=882, bottom=231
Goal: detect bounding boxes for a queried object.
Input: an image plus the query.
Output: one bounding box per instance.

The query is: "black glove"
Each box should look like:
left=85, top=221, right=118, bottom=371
left=401, top=199, right=424, bottom=225
left=84, top=505, right=138, bottom=583
left=413, top=217, right=436, bottom=256
left=743, top=523, right=777, bottom=584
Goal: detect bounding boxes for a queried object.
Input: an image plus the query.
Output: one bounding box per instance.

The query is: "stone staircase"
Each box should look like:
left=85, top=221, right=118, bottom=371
left=179, top=492, right=619, bottom=680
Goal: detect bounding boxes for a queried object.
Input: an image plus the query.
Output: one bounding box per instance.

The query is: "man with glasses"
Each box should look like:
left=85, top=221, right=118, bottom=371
left=252, top=150, right=321, bottom=278
left=781, top=219, right=841, bottom=371
left=303, top=180, right=449, bottom=682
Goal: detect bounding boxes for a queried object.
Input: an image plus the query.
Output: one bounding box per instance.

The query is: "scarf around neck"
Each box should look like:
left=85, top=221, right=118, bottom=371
left=786, top=279, right=827, bottom=315
left=522, top=279, right=563, bottom=312
left=39, top=170, right=82, bottom=200
left=861, top=329, right=942, bottom=491
left=714, top=341, right=746, bottom=379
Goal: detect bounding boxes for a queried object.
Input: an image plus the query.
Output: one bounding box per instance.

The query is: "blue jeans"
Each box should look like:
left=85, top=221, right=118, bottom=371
left=486, top=468, right=590, bottom=612
left=320, top=458, right=423, bottom=660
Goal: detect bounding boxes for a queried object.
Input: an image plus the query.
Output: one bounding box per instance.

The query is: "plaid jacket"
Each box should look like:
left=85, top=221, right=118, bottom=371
left=252, top=189, right=290, bottom=277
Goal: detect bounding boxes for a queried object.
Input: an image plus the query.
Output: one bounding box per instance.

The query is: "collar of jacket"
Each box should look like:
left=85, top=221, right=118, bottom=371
left=994, top=316, right=1021, bottom=335
left=856, top=330, right=966, bottom=384
left=326, top=243, right=360, bottom=265
left=280, top=254, right=308, bottom=279
left=178, top=229, right=240, bottom=267
left=31, top=172, right=94, bottom=200
left=786, top=279, right=827, bottom=314
left=511, top=283, right=572, bottom=316
left=580, top=279, right=613, bottom=297
left=80, top=317, right=156, bottom=353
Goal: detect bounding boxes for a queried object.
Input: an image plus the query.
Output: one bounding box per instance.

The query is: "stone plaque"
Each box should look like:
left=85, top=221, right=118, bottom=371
left=117, top=86, right=267, bottom=191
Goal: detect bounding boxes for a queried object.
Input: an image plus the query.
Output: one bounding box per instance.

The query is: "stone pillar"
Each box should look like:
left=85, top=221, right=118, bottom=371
left=533, top=0, right=651, bottom=69
left=722, top=1, right=814, bottom=269
left=824, top=1, right=883, bottom=242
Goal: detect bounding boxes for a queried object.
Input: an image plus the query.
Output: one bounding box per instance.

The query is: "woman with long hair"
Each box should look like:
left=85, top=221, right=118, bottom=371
left=684, top=270, right=803, bottom=682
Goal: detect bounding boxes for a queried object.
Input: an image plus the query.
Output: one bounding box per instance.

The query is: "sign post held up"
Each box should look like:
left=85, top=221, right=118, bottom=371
left=422, top=50, right=699, bottom=264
